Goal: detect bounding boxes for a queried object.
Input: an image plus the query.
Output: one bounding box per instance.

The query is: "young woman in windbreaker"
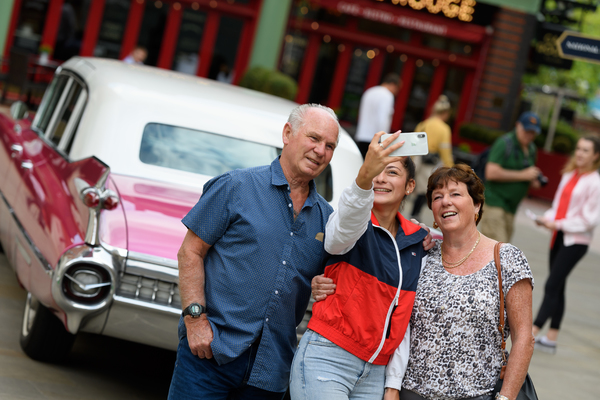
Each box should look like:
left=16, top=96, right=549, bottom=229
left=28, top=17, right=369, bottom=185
left=289, top=131, right=428, bottom=400
left=532, top=135, right=600, bottom=353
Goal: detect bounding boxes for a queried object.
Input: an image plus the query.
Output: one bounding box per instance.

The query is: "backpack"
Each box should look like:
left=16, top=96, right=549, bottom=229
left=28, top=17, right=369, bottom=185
left=471, top=135, right=519, bottom=184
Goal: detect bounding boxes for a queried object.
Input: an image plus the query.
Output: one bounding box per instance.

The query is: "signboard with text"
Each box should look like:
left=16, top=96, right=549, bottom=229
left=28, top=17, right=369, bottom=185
left=556, top=31, right=600, bottom=65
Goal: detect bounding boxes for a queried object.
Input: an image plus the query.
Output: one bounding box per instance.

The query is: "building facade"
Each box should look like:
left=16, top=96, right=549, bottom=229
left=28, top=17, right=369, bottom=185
left=1, top=0, right=542, bottom=144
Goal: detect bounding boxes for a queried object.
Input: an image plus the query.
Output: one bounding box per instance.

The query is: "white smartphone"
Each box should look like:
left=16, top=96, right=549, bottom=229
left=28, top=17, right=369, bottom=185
left=525, top=209, right=540, bottom=222
left=380, top=132, right=429, bottom=157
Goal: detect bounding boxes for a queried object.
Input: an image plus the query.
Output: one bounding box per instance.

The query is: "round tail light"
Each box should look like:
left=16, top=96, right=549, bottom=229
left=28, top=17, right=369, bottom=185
left=63, top=264, right=112, bottom=304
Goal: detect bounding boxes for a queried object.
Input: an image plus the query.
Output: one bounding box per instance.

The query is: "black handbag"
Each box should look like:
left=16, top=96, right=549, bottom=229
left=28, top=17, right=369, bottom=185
left=491, top=243, right=538, bottom=400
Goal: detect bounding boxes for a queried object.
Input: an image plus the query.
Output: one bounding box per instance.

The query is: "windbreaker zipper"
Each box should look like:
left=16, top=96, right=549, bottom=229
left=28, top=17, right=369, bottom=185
left=368, top=225, right=403, bottom=363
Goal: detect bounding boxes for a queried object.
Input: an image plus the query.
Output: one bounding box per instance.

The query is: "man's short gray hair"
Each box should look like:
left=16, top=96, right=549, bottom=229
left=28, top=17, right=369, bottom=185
left=287, top=103, right=340, bottom=145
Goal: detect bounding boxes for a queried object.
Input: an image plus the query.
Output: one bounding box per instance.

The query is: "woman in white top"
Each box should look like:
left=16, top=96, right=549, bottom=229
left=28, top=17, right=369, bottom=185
left=532, top=135, right=600, bottom=353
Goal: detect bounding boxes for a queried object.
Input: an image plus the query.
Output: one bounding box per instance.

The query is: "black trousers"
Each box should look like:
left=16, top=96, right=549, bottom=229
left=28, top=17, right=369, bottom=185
left=533, top=231, right=588, bottom=330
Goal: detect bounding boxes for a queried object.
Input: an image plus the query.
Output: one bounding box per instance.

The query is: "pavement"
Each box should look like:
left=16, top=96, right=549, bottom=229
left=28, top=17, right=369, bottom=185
left=0, top=103, right=599, bottom=398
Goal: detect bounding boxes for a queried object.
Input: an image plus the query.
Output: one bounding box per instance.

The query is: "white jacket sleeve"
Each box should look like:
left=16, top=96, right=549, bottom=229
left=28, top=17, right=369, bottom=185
left=384, top=254, right=428, bottom=390
left=324, top=180, right=374, bottom=255
left=556, top=179, right=600, bottom=233
left=385, top=323, right=411, bottom=390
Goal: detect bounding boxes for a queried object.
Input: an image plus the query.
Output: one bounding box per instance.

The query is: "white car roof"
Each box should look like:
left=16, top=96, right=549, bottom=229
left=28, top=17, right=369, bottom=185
left=60, top=57, right=362, bottom=201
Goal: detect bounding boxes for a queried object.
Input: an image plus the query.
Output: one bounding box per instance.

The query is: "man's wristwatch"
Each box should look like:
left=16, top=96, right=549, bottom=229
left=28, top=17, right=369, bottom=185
left=182, top=303, right=206, bottom=318
left=495, top=394, right=510, bottom=400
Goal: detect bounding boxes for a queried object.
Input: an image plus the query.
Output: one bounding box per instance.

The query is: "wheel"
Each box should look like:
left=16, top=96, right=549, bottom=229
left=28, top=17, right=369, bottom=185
left=20, top=292, right=76, bottom=362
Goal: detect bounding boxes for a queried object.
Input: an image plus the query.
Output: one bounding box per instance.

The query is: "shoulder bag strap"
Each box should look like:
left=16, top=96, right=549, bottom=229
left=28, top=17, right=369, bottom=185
left=494, top=242, right=507, bottom=379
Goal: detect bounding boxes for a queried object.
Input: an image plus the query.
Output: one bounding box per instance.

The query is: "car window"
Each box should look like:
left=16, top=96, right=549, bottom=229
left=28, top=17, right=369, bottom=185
left=33, top=74, right=70, bottom=135
left=139, top=123, right=333, bottom=201
left=52, top=81, right=86, bottom=149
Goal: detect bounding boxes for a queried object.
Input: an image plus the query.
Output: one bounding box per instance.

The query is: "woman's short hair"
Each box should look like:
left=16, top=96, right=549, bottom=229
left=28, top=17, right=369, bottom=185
left=426, top=163, right=485, bottom=225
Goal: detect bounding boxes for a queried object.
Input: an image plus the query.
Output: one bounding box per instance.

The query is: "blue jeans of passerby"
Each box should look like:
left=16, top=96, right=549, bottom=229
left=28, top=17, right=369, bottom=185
left=289, top=329, right=386, bottom=400
left=167, top=336, right=285, bottom=400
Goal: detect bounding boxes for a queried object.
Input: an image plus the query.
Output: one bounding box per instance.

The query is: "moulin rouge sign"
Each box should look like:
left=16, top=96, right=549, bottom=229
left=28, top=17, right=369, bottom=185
left=373, top=0, right=477, bottom=22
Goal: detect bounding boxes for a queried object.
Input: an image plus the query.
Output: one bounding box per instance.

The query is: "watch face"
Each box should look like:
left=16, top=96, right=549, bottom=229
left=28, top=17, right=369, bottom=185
left=191, top=304, right=200, bottom=314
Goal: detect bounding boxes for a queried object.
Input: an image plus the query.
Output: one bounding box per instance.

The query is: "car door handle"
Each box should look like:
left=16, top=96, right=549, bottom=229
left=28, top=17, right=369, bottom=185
left=21, top=160, right=33, bottom=170
left=11, top=144, right=23, bottom=158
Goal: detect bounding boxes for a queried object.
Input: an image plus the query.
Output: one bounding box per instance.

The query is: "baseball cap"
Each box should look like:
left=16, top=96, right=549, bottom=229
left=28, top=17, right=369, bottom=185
left=518, top=111, right=541, bottom=135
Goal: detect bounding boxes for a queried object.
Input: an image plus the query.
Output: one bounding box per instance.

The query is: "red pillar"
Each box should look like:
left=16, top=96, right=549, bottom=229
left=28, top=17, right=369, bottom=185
left=196, top=11, right=220, bottom=77
left=157, top=3, right=183, bottom=69
left=391, top=56, right=416, bottom=131
left=326, top=41, right=353, bottom=110
left=364, top=51, right=385, bottom=91
left=424, top=63, right=448, bottom=118
left=295, top=33, right=321, bottom=104
left=453, top=70, right=475, bottom=143
left=119, top=0, right=145, bottom=60
left=232, top=17, right=256, bottom=85
left=232, top=0, right=263, bottom=85
left=80, top=0, right=106, bottom=57
left=40, top=0, right=64, bottom=57
left=2, top=0, right=22, bottom=66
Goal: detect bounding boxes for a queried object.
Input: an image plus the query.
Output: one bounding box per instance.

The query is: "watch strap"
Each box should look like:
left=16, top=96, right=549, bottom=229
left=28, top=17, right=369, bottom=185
left=182, top=303, right=206, bottom=318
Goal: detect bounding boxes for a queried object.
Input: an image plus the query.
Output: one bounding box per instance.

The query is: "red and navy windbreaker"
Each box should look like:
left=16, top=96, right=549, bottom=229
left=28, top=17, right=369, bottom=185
left=307, top=212, right=427, bottom=365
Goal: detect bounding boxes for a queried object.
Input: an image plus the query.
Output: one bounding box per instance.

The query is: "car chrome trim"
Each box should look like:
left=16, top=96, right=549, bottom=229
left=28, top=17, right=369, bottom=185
left=0, top=191, right=52, bottom=273
left=52, top=244, right=121, bottom=333
left=128, top=251, right=178, bottom=269
left=113, top=295, right=181, bottom=315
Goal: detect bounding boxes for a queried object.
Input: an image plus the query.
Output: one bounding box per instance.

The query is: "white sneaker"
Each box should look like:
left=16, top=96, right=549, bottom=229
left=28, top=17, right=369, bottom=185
left=535, top=336, right=557, bottom=354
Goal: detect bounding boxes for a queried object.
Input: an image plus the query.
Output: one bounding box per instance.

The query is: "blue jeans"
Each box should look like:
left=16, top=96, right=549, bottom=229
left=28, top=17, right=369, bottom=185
left=289, top=329, right=386, bottom=400
left=168, top=336, right=285, bottom=400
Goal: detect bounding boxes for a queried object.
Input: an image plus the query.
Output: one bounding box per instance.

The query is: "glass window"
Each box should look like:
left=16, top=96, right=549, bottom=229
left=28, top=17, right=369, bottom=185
left=139, top=123, right=333, bottom=201
left=140, top=124, right=279, bottom=177
left=307, top=41, right=340, bottom=105
left=94, top=0, right=130, bottom=59
left=137, top=1, right=169, bottom=67
left=338, top=47, right=375, bottom=124
left=54, top=0, right=91, bottom=61
left=422, top=34, right=474, bottom=56
left=402, top=60, right=435, bottom=132
left=279, top=32, right=308, bottom=82
left=33, top=74, right=70, bottom=135
left=12, top=0, right=49, bottom=54
left=172, top=8, right=207, bottom=74
left=50, top=81, right=84, bottom=146
left=208, top=16, right=243, bottom=82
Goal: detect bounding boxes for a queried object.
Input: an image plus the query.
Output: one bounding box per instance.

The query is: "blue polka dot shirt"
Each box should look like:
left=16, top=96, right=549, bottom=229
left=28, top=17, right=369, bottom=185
left=181, top=157, right=333, bottom=392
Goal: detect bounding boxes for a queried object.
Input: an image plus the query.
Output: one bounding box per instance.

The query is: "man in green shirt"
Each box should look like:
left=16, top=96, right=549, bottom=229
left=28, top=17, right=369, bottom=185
left=479, top=112, right=543, bottom=242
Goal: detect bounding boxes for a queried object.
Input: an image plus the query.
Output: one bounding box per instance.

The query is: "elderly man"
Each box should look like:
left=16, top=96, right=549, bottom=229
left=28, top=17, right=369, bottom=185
left=479, top=111, right=544, bottom=242
left=168, top=104, right=340, bottom=400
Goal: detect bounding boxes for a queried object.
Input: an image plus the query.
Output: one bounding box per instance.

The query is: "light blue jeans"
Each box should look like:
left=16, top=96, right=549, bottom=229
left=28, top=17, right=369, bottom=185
left=289, top=329, right=386, bottom=400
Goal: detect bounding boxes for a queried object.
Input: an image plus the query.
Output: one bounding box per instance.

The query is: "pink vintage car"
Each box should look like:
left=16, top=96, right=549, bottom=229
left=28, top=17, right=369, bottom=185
left=0, top=58, right=363, bottom=362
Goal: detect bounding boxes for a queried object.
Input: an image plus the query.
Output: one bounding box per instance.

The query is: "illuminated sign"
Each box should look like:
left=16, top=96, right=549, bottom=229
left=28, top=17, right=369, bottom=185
left=375, top=0, right=477, bottom=22
left=338, top=2, right=449, bottom=35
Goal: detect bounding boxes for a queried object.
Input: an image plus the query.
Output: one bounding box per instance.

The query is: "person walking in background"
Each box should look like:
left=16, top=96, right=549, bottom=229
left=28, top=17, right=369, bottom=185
left=354, top=74, right=401, bottom=159
left=478, top=111, right=544, bottom=242
left=289, top=132, right=428, bottom=400
left=409, top=95, right=454, bottom=220
left=122, top=46, right=148, bottom=65
left=532, top=135, right=600, bottom=354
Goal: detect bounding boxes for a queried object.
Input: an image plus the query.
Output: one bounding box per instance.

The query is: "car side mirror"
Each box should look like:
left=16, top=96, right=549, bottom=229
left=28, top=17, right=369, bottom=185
left=9, top=101, right=29, bottom=121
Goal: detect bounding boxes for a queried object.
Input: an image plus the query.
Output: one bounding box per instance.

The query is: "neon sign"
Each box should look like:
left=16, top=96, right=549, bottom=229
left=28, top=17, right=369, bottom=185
left=376, top=0, right=477, bottom=22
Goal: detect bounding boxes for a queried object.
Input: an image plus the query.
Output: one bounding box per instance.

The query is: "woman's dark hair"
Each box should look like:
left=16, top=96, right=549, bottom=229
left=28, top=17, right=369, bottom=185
left=398, top=156, right=416, bottom=209
left=425, top=163, right=485, bottom=225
